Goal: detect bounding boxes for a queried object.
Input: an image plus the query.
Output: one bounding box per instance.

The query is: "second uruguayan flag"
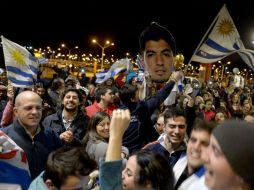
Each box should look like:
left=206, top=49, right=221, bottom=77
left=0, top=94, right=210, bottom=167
left=95, top=58, right=132, bottom=84
left=191, top=4, right=254, bottom=71
left=0, top=131, right=31, bottom=190
left=192, top=5, right=244, bottom=63
left=1, top=36, right=38, bottom=87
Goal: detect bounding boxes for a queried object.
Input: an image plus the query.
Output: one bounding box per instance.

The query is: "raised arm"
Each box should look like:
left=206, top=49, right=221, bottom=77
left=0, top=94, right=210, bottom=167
left=143, top=70, right=184, bottom=115
left=106, top=109, right=130, bottom=161
left=99, top=109, right=130, bottom=190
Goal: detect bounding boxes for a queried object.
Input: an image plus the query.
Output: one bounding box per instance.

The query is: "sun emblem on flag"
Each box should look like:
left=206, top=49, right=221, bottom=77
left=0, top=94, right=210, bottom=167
left=10, top=49, right=26, bottom=65
left=216, top=19, right=235, bottom=36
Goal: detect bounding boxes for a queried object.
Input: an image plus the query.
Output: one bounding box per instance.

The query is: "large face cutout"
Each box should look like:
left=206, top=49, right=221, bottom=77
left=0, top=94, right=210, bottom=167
left=143, top=39, right=174, bottom=83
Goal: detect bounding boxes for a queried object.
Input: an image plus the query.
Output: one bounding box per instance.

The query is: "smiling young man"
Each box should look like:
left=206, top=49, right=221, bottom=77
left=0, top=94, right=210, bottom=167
left=139, top=22, right=176, bottom=83
left=176, top=119, right=215, bottom=190
left=43, top=87, right=90, bottom=145
left=143, top=107, right=187, bottom=170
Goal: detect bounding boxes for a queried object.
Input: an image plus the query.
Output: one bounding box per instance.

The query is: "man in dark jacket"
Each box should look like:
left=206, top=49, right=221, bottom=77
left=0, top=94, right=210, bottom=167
left=119, top=70, right=183, bottom=153
left=43, top=87, right=89, bottom=145
left=1, top=91, right=62, bottom=180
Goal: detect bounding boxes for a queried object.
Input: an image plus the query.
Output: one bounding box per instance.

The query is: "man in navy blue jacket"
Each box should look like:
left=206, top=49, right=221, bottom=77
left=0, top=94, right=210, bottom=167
left=119, top=71, right=182, bottom=153
left=1, top=91, right=62, bottom=180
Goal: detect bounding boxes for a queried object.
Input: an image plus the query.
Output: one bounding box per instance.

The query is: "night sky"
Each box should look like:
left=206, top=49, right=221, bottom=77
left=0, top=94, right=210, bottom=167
left=1, top=0, right=254, bottom=70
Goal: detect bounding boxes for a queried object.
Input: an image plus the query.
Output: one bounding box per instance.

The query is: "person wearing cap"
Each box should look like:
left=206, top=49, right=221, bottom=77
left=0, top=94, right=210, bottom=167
left=202, top=119, right=254, bottom=190
left=139, top=22, right=176, bottom=83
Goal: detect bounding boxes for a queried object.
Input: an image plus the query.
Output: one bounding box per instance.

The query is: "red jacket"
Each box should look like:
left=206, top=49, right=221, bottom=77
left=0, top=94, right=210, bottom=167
left=85, top=101, right=116, bottom=118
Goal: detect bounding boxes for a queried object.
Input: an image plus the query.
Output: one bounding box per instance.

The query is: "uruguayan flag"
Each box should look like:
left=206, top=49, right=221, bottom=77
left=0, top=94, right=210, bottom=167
left=1, top=36, right=38, bottom=87
left=37, top=57, right=49, bottom=64
left=191, top=5, right=254, bottom=71
left=192, top=5, right=244, bottom=63
left=95, top=58, right=132, bottom=84
left=0, top=131, right=31, bottom=190
left=237, top=49, right=254, bottom=71
left=95, top=70, right=109, bottom=83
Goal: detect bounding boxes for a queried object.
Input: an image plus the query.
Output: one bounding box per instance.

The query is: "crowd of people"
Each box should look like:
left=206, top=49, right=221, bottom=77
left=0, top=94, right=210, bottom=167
left=0, top=22, right=254, bottom=190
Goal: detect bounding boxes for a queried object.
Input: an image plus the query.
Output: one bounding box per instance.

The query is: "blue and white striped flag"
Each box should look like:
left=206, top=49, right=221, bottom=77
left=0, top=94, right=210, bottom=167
left=1, top=36, right=38, bottom=87
left=191, top=5, right=254, bottom=71
left=237, top=49, right=254, bottom=71
left=37, top=57, right=49, bottom=64
left=95, top=70, right=109, bottom=83
left=192, top=5, right=244, bottom=63
left=95, top=58, right=132, bottom=84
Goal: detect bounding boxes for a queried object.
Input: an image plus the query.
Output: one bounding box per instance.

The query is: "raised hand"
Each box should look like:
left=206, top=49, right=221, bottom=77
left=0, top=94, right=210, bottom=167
left=106, top=109, right=130, bottom=161
left=110, top=109, right=130, bottom=138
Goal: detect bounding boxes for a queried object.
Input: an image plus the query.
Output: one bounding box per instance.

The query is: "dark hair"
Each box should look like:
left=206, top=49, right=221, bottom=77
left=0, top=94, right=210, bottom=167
left=163, top=107, right=186, bottom=123
left=35, top=82, right=44, bottom=89
left=191, top=118, right=215, bottom=135
left=51, top=78, right=64, bottom=91
left=119, top=84, right=138, bottom=105
left=61, top=87, right=83, bottom=103
left=215, top=107, right=228, bottom=119
left=139, top=22, right=176, bottom=55
left=133, top=150, right=174, bottom=190
left=94, top=86, right=112, bottom=102
left=43, top=146, right=97, bottom=189
left=64, top=76, right=79, bottom=88
left=82, top=112, right=110, bottom=147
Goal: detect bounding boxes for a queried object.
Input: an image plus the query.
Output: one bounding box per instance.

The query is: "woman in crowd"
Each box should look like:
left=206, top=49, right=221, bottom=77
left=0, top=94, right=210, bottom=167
left=82, top=111, right=129, bottom=165
left=214, top=108, right=228, bottom=124
left=227, top=92, right=243, bottom=118
left=99, top=109, right=175, bottom=190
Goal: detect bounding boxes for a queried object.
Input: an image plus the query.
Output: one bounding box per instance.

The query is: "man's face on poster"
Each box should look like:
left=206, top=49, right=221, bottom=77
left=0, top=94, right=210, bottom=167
left=142, top=39, right=174, bottom=83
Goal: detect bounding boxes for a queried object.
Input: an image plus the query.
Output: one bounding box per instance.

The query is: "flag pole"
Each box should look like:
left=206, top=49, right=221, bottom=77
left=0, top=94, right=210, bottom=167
left=184, top=4, right=226, bottom=74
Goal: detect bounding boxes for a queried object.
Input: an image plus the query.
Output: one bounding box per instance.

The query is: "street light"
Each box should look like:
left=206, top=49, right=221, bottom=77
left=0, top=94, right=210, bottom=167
left=218, top=60, right=231, bottom=79
left=45, top=46, right=56, bottom=59
left=92, top=39, right=114, bottom=69
left=61, top=43, right=78, bottom=60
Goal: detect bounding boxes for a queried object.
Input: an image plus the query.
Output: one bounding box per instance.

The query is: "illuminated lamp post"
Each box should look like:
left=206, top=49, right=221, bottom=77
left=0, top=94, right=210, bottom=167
left=92, top=39, right=114, bottom=70
left=61, top=43, right=78, bottom=60
left=218, top=60, right=231, bottom=79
